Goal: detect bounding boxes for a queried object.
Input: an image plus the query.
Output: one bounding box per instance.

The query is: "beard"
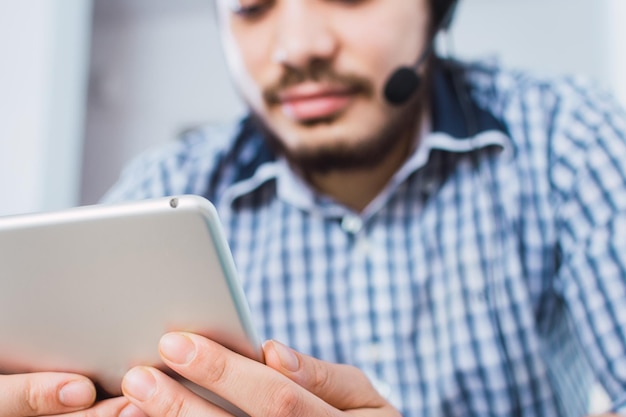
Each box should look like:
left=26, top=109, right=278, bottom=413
left=249, top=60, right=432, bottom=175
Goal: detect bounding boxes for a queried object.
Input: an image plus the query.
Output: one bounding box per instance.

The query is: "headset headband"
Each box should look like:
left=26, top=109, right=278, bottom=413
left=433, top=0, right=458, bottom=30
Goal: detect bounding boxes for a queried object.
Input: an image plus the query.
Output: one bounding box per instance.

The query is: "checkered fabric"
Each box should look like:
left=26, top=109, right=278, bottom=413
left=103, top=59, right=626, bottom=417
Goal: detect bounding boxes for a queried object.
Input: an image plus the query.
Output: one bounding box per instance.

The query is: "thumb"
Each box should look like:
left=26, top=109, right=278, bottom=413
left=262, top=340, right=386, bottom=411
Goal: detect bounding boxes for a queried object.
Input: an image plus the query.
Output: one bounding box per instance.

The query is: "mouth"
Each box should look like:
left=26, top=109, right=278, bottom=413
left=275, top=83, right=359, bottom=123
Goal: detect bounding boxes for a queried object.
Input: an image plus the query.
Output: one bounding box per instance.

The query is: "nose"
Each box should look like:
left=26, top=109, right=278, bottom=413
left=272, top=2, right=338, bottom=69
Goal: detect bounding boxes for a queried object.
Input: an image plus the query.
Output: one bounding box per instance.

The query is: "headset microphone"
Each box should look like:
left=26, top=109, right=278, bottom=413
left=383, top=45, right=434, bottom=105
left=383, top=0, right=459, bottom=106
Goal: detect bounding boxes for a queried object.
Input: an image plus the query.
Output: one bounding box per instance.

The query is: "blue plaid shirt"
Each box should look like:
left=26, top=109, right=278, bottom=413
left=103, top=59, right=626, bottom=417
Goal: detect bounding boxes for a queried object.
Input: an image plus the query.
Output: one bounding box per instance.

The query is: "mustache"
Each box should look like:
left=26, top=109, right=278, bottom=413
left=263, top=61, right=374, bottom=105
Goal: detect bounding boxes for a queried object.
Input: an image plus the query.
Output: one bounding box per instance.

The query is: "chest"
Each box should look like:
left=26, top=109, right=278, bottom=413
left=223, top=156, right=557, bottom=350
left=218, top=157, right=561, bottom=415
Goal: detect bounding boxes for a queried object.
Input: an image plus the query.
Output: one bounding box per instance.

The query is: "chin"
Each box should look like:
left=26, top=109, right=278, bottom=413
left=286, top=126, right=371, bottom=153
left=249, top=103, right=415, bottom=172
left=278, top=127, right=401, bottom=174
left=281, top=109, right=385, bottom=146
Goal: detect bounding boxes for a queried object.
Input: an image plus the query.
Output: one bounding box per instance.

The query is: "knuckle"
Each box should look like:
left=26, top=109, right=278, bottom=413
left=271, top=383, right=304, bottom=417
left=201, top=351, right=229, bottom=386
left=25, top=378, right=46, bottom=415
left=311, top=361, right=333, bottom=392
left=158, top=393, right=186, bottom=417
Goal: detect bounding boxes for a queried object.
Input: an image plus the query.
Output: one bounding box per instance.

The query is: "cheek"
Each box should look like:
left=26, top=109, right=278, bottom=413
left=331, top=6, right=429, bottom=87
left=221, top=23, right=277, bottom=108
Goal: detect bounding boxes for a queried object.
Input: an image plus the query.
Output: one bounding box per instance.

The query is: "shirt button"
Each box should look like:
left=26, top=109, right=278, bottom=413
left=341, top=215, right=363, bottom=234
left=424, top=178, right=438, bottom=194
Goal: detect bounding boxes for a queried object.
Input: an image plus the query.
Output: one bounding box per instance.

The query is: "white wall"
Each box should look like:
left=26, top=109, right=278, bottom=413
left=0, top=1, right=92, bottom=216
left=81, top=0, right=243, bottom=204
left=453, top=0, right=608, bottom=78
left=607, top=0, right=626, bottom=107
left=452, top=0, right=624, bottom=106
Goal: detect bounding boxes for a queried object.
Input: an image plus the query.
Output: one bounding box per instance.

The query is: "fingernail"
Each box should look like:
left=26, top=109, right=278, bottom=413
left=160, top=333, right=196, bottom=364
left=122, top=367, right=156, bottom=401
left=58, top=380, right=95, bottom=407
left=272, top=340, right=300, bottom=372
left=119, top=403, right=149, bottom=417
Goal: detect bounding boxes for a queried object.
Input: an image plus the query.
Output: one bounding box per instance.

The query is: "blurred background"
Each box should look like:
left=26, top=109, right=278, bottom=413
left=1, top=0, right=625, bottom=217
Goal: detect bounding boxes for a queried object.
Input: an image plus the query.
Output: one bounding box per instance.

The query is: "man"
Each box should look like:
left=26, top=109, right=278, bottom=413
left=2, top=0, right=626, bottom=415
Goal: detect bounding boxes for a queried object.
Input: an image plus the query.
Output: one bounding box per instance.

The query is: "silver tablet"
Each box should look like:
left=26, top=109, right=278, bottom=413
left=0, top=195, right=262, bottom=403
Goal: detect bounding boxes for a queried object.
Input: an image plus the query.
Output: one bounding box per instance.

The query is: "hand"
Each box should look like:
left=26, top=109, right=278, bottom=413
left=0, top=372, right=96, bottom=416
left=119, top=332, right=400, bottom=417
left=263, top=339, right=399, bottom=416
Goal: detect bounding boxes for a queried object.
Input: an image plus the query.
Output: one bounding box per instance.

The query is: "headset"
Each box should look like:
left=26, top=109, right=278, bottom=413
left=383, top=0, right=459, bottom=105
left=432, top=0, right=459, bottom=29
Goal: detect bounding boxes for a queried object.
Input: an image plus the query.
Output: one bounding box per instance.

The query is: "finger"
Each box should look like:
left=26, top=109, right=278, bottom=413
left=121, top=366, right=231, bottom=417
left=55, top=396, right=133, bottom=417
left=156, top=332, right=339, bottom=417
left=263, top=340, right=386, bottom=410
left=0, top=373, right=96, bottom=417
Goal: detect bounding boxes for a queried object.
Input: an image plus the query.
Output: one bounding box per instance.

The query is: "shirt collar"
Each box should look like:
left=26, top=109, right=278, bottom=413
left=430, top=58, right=509, bottom=140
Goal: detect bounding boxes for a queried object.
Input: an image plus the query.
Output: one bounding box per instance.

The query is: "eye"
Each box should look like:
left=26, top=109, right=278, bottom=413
left=230, top=0, right=273, bottom=19
left=331, top=0, right=366, bottom=5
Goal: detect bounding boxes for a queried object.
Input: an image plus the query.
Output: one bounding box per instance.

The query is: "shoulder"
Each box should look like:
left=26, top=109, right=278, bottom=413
left=461, top=58, right=625, bottom=156
left=462, top=58, right=626, bottom=199
left=101, top=121, right=244, bottom=203
left=461, top=57, right=625, bottom=134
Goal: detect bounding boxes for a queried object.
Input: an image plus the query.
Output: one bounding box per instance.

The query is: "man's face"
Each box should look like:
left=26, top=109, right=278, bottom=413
left=216, top=0, right=431, bottom=172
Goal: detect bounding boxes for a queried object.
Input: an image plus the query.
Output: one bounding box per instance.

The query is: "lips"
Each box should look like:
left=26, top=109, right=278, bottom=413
left=276, top=83, right=357, bottom=122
